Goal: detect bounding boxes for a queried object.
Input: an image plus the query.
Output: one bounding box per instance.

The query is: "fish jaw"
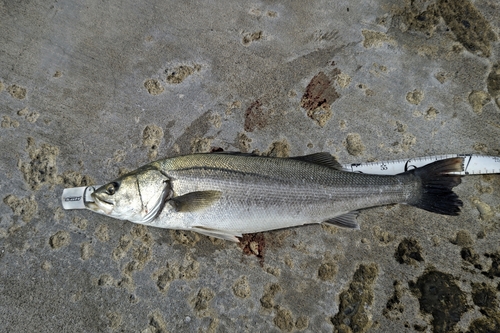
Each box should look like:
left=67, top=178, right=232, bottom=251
left=88, top=192, right=115, bottom=215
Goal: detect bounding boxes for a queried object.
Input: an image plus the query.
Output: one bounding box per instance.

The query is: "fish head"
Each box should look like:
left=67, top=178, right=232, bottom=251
left=89, top=166, right=171, bottom=223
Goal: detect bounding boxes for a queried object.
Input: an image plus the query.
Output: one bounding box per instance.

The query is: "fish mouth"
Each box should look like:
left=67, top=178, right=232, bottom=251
left=89, top=193, right=114, bottom=214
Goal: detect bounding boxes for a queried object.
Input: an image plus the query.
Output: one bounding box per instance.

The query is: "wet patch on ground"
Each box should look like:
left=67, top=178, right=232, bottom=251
left=273, top=307, right=294, bottom=332
left=165, top=64, right=201, bottom=84
left=344, top=133, right=365, bottom=156
left=467, top=282, right=500, bottom=332
left=300, top=71, right=340, bottom=127
left=396, top=0, right=497, bottom=57
left=58, top=170, right=95, bottom=188
left=244, top=100, right=268, bottom=132
left=260, top=283, right=281, bottom=309
left=487, top=63, right=500, bottom=107
left=317, top=256, right=338, bottom=281
left=3, top=195, right=37, bottom=223
left=170, top=111, right=213, bottom=155
left=190, top=137, right=214, bottom=153
left=406, top=89, right=424, bottom=105
left=361, top=30, right=397, bottom=48
left=1, top=115, right=19, bottom=128
left=192, top=287, right=215, bottom=314
left=482, top=252, right=500, bottom=279
left=49, top=230, right=71, bottom=249
left=239, top=232, right=266, bottom=263
left=142, top=124, right=164, bottom=160
left=7, top=84, right=27, bottom=99
left=242, top=31, right=263, bottom=46
left=235, top=132, right=252, bottom=153
left=143, top=310, right=168, bottom=333
left=397, top=1, right=441, bottom=36
left=468, top=90, right=491, bottom=114
left=16, top=108, right=39, bottom=123
left=232, top=275, right=251, bottom=298
left=144, top=79, right=164, bottom=95
left=394, top=238, right=424, bottom=266
left=383, top=280, right=405, bottom=320
left=18, top=137, right=59, bottom=190
left=438, top=0, right=497, bottom=57
left=409, top=270, right=469, bottom=333
left=153, top=256, right=200, bottom=293
left=331, top=263, right=378, bottom=333
left=263, top=139, right=290, bottom=158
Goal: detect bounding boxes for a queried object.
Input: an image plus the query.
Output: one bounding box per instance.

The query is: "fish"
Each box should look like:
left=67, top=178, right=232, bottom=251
left=86, top=153, right=463, bottom=242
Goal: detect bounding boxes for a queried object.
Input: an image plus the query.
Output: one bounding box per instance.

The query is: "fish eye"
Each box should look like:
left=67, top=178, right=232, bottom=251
left=106, top=182, right=119, bottom=195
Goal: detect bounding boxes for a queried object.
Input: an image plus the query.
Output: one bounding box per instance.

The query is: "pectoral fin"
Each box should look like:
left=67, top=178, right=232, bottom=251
left=171, top=191, right=222, bottom=212
left=323, top=211, right=360, bottom=229
left=191, top=226, right=242, bottom=242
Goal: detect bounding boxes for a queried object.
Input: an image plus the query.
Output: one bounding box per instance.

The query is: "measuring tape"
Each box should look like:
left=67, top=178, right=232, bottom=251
left=342, top=154, right=500, bottom=175
left=61, top=154, right=499, bottom=211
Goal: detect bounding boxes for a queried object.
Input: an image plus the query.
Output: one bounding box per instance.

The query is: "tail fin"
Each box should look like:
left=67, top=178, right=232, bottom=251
left=405, top=158, right=463, bottom=215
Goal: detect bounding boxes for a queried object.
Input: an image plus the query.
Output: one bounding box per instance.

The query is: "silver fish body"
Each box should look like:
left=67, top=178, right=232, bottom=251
left=88, top=153, right=463, bottom=242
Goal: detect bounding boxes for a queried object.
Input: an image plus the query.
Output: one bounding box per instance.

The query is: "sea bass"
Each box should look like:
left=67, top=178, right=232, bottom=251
left=87, top=153, right=463, bottom=242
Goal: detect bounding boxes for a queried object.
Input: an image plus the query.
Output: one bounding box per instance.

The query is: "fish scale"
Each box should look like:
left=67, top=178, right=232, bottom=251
left=67, top=152, right=463, bottom=242
left=143, top=154, right=456, bottom=239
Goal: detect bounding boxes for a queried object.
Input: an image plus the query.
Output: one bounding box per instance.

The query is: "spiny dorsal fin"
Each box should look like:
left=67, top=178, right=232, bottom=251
left=323, top=211, right=360, bottom=229
left=210, top=151, right=343, bottom=170
left=291, top=153, right=343, bottom=170
left=172, top=191, right=222, bottom=212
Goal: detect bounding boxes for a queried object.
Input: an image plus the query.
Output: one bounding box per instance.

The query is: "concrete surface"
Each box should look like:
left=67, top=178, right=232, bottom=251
left=1, top=0, right=500, bottom=332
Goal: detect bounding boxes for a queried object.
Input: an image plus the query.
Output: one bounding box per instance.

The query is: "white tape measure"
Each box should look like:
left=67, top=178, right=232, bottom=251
left=61, top=154, right=499, bottom=211
left=342, top=154, right=500, bottom=175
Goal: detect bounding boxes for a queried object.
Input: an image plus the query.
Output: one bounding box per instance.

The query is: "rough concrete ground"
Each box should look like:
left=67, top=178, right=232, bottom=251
left=1, top=0, right=500, bottom=332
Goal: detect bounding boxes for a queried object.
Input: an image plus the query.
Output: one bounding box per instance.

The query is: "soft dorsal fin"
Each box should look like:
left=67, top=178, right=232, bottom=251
left=171, top=191, right=222, bottom=212
left=291, top=153, right=343, bottom=170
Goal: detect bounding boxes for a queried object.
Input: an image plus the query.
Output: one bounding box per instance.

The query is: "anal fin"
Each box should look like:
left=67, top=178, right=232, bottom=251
left=323, top=211, right=360, bottom=229
left=191, top=226, right=242, bottom=242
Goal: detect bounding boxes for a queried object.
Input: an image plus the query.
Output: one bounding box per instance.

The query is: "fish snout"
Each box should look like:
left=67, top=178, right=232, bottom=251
left=90, top=192, right=114, bottom=214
